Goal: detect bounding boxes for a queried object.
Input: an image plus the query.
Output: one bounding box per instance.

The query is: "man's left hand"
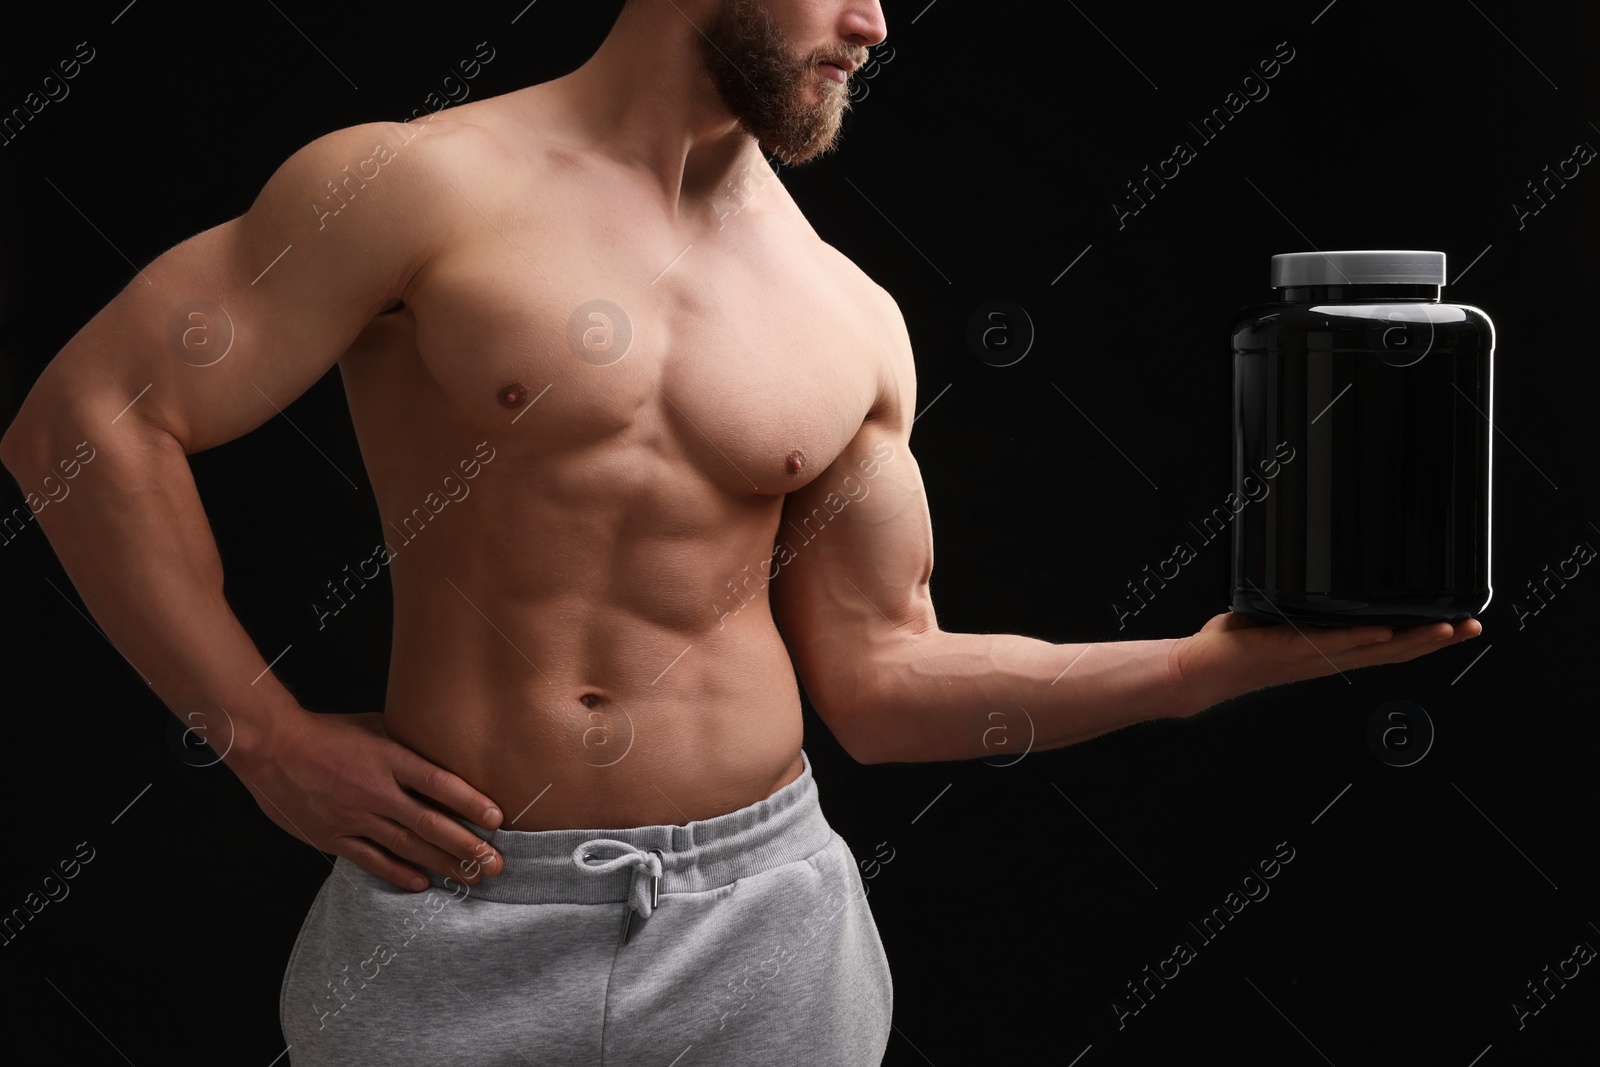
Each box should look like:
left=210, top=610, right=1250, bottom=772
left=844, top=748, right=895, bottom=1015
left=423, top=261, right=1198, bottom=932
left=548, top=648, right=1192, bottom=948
left=1171, top=611, right=1483, bottom=712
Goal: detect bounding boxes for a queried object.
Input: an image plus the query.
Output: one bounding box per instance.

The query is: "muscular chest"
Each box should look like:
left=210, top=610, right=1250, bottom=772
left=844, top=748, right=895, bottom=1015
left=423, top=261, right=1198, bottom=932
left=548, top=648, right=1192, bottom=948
left=401, top=194, right=882, bottom=497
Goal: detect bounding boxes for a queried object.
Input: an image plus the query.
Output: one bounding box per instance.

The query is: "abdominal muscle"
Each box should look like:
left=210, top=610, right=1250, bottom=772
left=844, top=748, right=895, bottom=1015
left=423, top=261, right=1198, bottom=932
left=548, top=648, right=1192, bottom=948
left=372, top=473, right=809, bottom=833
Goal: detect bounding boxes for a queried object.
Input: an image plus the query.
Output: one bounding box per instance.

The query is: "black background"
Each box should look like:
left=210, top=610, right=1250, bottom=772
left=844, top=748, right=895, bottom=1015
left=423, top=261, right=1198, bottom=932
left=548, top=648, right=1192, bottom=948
left=2, top=1, right=1597, bottom=1064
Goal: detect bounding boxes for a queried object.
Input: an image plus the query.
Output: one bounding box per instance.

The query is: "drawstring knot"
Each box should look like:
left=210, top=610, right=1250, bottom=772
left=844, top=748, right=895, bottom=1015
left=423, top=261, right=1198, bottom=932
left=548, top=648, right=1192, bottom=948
left=574, top=840, right=665, bottom=944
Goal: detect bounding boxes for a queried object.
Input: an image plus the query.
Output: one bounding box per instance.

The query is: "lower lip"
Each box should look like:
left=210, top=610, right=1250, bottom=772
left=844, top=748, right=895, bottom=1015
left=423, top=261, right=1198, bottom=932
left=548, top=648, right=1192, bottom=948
left=819, top=63, right=847, bottom=83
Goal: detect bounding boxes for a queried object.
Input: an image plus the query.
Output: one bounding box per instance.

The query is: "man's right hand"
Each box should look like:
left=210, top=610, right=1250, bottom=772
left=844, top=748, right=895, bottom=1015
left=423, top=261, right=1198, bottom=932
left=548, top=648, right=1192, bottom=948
left=231, top=709, right=505, bottom=893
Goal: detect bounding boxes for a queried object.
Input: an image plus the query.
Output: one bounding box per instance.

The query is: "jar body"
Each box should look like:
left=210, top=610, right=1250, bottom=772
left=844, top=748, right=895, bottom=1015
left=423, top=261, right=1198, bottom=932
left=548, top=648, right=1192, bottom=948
left=1230, top=288, right=1493, bottom=624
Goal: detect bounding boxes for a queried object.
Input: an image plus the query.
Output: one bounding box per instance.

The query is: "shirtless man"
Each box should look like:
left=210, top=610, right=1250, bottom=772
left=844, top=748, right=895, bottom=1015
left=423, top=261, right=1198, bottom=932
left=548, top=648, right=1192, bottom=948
left=0, top=0, right=1480, bottom=1062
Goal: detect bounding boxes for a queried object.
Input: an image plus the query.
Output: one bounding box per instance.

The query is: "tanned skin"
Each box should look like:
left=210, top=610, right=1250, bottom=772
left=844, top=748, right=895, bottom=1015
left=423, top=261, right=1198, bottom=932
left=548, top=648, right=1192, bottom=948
left=0, top=0, right=1479, bottom=894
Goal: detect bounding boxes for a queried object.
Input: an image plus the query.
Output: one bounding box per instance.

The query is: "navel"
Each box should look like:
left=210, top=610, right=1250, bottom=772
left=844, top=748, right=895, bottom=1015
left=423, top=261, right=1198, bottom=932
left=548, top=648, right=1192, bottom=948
left=578, top=692, right=604, bottom=709
left=496, top=381, right=528, bottom=409
left=785, top=449, right=806, bottom=475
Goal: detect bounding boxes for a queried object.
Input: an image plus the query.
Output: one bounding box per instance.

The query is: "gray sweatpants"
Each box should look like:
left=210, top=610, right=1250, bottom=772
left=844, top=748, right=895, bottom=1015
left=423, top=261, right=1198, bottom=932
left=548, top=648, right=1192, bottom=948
left=278, top=750, right=893, bottom=1064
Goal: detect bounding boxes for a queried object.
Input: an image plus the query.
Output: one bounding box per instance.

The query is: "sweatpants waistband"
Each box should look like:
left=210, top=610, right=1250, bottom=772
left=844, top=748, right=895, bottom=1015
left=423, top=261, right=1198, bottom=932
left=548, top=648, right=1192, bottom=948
left=425, top=750, right=831, bottom=907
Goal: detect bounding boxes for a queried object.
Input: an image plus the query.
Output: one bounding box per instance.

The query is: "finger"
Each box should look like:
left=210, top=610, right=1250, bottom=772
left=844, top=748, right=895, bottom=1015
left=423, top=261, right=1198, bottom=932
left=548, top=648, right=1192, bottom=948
left=1338, top=622, right=1474, bottom=667
left=393, top=754, right=504, bottom=830
left=1367, top=639, right=1469, bottom=667
left=1416, top=622, right=1479, bottom=653
left=1385, top=624, right=1455, bottom=655
left=388, top=790, right=506, bottom=878
left=1391, top=620, right=1457, bottom=642
left=1285, top=624, right=1392, bottom=664
left=1425, top=620, right=1483, bottom=652
left=1335, top=624, right=1396, bottom=649
left=364, top=815, right=495, bottom=886
left=331, top=836, right=433, bottom=893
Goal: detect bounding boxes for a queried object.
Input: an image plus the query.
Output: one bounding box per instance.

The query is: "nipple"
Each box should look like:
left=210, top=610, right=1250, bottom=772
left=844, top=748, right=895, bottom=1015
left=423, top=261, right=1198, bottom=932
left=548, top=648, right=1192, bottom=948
left=785, top=449, right=806, bottom=475
left=497, top=381, right=528, bottom=409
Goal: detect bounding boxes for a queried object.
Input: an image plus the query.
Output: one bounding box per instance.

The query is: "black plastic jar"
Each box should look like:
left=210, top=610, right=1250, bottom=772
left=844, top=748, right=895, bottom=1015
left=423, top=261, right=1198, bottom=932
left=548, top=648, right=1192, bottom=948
left=1230, top=250, right=1493, bottom=625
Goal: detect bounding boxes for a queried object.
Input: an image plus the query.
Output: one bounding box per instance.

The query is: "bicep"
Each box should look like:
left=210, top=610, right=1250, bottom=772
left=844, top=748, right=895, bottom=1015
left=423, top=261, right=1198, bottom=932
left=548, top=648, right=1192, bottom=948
left=16, top=122, right=447, bottom=454
left=769, top=415, right=936, bottom=724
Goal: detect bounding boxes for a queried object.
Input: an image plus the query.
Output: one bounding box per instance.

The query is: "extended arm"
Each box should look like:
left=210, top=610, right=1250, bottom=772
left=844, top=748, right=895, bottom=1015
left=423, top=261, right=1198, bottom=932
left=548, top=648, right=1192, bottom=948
left=0, top=120, right=507, bottom=888
left=769, top=291, right=1480, bottom=765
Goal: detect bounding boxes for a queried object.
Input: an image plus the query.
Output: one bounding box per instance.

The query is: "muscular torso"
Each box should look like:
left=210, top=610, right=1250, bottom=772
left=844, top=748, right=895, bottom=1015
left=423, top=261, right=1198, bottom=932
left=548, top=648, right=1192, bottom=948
left=335, top=85, right=887, bottom=829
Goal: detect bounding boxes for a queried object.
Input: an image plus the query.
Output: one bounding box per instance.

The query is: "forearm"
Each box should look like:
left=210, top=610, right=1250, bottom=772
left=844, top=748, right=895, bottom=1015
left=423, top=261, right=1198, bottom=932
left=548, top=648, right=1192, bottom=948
left=2, top=406, right=309, bottom=771
left=842, top=628, right=1216, bottom=764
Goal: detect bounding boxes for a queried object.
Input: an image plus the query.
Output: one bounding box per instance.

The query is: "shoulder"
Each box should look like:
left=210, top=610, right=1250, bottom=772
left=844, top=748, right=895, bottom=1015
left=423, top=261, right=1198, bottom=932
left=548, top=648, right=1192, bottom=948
left=825, top=252, right=915, bottom=431
left=245, top=113, right=503, bottom=256
left=243, top=101, right=543, bottom=296
left=284, top=108, right=520, bottom=210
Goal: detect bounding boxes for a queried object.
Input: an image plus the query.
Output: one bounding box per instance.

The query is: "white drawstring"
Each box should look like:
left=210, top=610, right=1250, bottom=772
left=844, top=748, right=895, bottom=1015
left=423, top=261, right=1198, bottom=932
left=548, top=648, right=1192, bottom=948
left=574, top=839, right=665, bottom=943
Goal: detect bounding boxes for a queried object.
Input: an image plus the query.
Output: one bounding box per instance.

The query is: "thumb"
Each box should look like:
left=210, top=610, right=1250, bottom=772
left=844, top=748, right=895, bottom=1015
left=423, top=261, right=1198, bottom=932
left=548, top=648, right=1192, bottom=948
left=1200, top=610, right=1265, bottom=634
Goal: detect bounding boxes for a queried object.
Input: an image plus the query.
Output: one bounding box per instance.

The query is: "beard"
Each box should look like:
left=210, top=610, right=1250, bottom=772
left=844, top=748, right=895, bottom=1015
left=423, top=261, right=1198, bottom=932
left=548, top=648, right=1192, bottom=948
left=697, top=0, right=859, bottom=166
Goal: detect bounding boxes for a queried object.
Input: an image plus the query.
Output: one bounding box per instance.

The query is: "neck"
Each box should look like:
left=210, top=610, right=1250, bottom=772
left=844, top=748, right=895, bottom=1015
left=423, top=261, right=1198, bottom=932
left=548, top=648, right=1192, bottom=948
left=551, top=2, right=762, bottom=214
